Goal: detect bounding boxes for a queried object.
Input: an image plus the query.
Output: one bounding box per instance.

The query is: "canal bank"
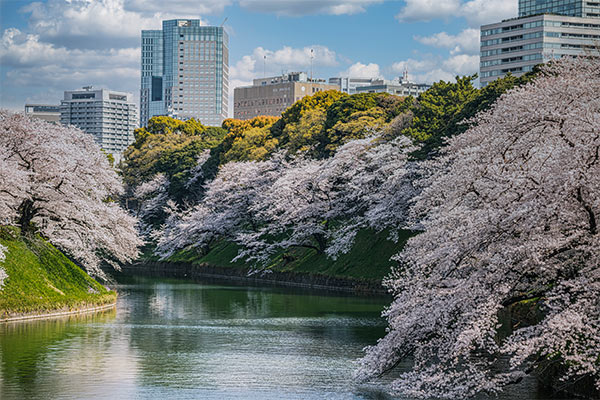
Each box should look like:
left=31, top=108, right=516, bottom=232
left=0, top=227, right=117, bottom=320
left=114, top=261, right=388, bottom=296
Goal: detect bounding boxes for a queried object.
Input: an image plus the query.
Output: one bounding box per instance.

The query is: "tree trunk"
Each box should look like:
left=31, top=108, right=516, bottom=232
left=17, top=199, right=36, bottom=232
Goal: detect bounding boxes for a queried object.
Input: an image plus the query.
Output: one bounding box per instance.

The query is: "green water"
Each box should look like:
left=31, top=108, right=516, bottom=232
left=0, top=276, right=571, bottom=399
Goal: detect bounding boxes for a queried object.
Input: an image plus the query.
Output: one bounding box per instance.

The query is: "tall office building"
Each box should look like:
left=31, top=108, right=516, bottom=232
left=519, top=0, right=600, bottom=18
left=60, top=87, right=138, bottom=159
left=480, top=0, right=600, bottom=86
left=233, top=72, right=339, bottom=120
left=141, top=20, right=229, bottom=127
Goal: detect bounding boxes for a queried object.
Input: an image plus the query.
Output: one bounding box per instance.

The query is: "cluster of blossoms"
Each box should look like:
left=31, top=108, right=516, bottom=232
left=0, top=243, right=7, bottom=290
left=149, top=135, right=417, bottom=266
left=356, top=57, right=600, bottom=398
left=0, top=111, right=142, bottom=277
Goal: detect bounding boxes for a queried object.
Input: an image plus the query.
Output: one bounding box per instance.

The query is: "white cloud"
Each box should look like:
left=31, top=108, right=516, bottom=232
left=396, top=0, right=460, bottom=23
left=230, top=45, right=339, bottom=84
left=396, top=0, right=517, bottom=27
left=415, top=28, right=480, bottom=56
left=339, top=62, right=381, bottom=78
left=238, top=0, right=383, bottom=16
left=124, top=0, right=230, bottom=14
left=1, top=28, right=140, bottom=106
left=391, top=57, right=471, bottom=84
left=460, top=0, right=518, bottom=26
left=442, top=54, right=479, bottom=75
left=21, top=0, right=207, bottom=49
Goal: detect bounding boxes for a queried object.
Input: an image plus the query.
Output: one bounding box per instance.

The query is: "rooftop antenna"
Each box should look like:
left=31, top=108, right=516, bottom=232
left=263, top=55, right=266, bottom=78
left=220, top=17, right=228, bottom=27
left=310, top=49, right=314, bottom=81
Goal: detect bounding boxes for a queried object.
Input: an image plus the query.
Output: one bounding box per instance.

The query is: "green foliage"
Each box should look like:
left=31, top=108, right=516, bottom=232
left=0, top=227, right=116, bottom=317
left=165, top=229, right=413, bottom=282
left=403, top=75, right=479, bottom=143
left=270, top=91, right=413, bottom=158
left=270, top=90, right=346, bottom=140
left=217, top=116, right=280, bottom=163
left=282, top=108, right=327, bottom=154
left=122, top=116, right=226, bottom=201
left=413, top=71, right=540, bottom=159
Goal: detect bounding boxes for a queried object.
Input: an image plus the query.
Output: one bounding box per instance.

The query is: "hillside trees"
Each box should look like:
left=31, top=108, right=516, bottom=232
left=122, top=116, right=226, bottom=204
left=0, top=111, right=142, bottom=276
left=356, top=57, right=600, bottom=398
left=155, top=133, right=418, bottom=267
left=155, top=155, right=287, bottom=259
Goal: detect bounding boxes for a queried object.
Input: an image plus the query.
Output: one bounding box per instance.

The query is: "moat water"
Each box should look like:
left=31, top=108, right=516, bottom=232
left=0, top=276, right=572, bottom=399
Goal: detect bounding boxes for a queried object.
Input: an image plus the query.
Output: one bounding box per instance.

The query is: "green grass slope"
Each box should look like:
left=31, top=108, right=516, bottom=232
left=167, top=229, right=412, bottom=282
left=0, top=227, right=117, bottom=318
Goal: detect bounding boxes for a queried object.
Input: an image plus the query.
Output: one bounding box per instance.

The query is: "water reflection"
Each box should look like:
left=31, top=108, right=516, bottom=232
left=0, top=276, right=573, bottom=399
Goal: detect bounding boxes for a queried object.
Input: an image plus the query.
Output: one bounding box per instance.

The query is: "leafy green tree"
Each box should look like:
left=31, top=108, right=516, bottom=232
left=122, top=116, right=225, bottom=203
left=324, top=107, right=387, bottom=153
left=216, top=116, right=280, bottom=163
left=270, top=90, right=346, bottom=142
left=282, top=108, right=327, bottom=155
left=412, top=70, right=540, bottom=159
left=402, top=75, right=478, bottom=143
left=222, top=126, right=279, bottom=163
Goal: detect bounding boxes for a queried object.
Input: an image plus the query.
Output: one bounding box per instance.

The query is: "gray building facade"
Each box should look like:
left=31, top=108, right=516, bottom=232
left=234, top=72, right=339, bottom=120
left=329, top=77, right=376, bottom=94
left=24, top=104, right=61, bottom=123
left=481, top=0, right=600, bottom=86
left=141, top=20, right=229, bottom=127
left=519, top=0, right=600, bottom=18
left=355, top=77, right=431, bottom=97
left=60, top=87, right=138, bottom=158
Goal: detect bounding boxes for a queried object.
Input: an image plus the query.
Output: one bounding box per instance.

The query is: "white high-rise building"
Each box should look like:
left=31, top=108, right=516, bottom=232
left=140, top=19, right=229, bottom=127
left=60, top=87, right=138, bottom=159
left=480, top=0, right=600, bottom=86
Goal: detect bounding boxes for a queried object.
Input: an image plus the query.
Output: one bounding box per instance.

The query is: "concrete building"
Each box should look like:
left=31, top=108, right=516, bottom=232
left=519, top=0, right=600, bottom=18
left=328, top=77, right=377, bottom=94
left=233, top=72, right=339, bottom=120
left=60, top=87, right=138, bottom=159
left=24, top=104, right=61, bottom=123
left=141, top=19, right=229, bottom=127
left=355, top=75, right=431, bottom=97
left=480, top=0, right=600, bottom=86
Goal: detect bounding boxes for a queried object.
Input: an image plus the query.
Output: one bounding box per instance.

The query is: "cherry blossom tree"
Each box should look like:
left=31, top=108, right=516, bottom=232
left=0, top=111, right=142, bottom=276
left=236, top=135, right=417, bottom=265
left=357, top=57, right=600, bottom=398
left=155, top=155, right=287, bottom=259
left=134, top=173, right=170, bottom=237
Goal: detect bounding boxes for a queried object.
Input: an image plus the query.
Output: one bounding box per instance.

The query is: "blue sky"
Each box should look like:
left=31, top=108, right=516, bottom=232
left=0, top=0, right=518, bottom=115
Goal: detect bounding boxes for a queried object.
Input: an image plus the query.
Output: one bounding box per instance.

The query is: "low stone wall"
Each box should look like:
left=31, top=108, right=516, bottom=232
left=0, top=301, right=117, bottom=323
left=116, top=261, right=388, bottom=296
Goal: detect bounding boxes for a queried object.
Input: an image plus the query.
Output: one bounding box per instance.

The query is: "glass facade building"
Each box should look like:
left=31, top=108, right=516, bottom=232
left=519, top=0, right=600, bottom=18
left=140, top=20, right=229, bottom=127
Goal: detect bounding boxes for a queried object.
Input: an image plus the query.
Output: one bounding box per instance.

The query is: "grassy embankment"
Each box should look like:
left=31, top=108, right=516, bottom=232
left=156, top=229, right=412, bottom=283
left=0, top=227, right=116, bottom=319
